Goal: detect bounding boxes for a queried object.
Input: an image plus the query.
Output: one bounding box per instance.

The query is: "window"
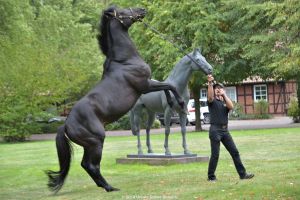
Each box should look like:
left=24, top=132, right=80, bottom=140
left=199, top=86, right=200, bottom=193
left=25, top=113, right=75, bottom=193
left=225, top=87, right=237, bottom=102
left=254, top=84, right=267, bottom=101
left=200, top=88, right=207, bottom=99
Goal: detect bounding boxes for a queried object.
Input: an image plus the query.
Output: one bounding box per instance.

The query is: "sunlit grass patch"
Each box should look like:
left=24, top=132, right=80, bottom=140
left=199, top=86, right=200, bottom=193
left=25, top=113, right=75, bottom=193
left=0, top=128, right=299, bottom=199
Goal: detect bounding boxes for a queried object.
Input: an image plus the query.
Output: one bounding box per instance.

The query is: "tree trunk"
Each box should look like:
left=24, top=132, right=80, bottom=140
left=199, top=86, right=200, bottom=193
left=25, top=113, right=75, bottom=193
left=297, top=78, right=300, bottom=116
left=192, top=87, right=202, bottom=131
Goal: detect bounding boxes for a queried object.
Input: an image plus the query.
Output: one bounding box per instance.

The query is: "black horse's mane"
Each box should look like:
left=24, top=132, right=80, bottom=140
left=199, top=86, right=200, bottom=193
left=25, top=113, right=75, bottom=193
left=97, top=6, right=116, bottom=56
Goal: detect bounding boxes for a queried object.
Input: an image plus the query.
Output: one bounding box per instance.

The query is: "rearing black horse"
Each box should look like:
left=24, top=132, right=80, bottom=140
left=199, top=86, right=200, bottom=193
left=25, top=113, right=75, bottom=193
left=46, top=6, right=184, bottom=193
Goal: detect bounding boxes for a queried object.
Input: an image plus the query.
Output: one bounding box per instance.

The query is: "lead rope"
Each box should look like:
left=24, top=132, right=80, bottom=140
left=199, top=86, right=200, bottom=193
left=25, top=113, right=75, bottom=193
left=141, top=21, right=210, bottom=74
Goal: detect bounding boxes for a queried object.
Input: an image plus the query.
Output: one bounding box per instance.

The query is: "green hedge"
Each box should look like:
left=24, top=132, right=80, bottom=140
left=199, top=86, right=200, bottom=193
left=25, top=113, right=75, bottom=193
left=287, top=96, right=300, bottom=123
left=229, top=101, right=272, bottom=120
left=105, top=113, right=161, bottom=131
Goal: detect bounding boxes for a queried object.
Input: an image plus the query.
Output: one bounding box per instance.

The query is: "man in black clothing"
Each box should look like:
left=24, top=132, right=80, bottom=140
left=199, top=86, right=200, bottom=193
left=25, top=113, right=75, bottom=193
left=207, top=74, right=254, bottom=181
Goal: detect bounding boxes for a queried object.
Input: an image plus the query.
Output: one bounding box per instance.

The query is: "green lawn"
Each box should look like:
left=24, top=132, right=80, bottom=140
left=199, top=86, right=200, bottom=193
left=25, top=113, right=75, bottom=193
left=0, top=128, right=299, bottom=200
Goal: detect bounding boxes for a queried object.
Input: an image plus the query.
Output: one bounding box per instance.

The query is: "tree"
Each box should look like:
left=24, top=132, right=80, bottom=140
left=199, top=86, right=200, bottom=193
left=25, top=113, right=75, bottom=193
left=2, top=0, right=299, bottom=142
left=218, top=0, right=299, bottom=81
left=0, top=0, right=104, bottom=141
left=115, top=0, right=224, bottom=131
left=218, top=0, right=300, bottom=111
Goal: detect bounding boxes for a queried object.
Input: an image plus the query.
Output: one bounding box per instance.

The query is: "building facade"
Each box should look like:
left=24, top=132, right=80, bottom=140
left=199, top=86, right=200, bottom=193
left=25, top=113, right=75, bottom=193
left=200, top=77, right=297, bottom=115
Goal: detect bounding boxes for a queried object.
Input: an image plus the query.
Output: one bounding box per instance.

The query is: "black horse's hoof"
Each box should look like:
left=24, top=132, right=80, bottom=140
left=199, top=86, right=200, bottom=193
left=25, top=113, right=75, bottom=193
left=105, top=186, right=120, bottom=192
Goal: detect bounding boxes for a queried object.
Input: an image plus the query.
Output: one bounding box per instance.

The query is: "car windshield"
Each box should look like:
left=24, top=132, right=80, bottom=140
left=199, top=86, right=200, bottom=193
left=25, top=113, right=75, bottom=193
left=200, top=101, right=208, bottom=107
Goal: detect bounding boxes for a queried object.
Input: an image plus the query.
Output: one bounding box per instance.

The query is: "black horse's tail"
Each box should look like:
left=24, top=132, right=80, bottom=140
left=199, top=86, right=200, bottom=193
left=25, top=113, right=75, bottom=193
left=46, top=124, right=72, bottom=193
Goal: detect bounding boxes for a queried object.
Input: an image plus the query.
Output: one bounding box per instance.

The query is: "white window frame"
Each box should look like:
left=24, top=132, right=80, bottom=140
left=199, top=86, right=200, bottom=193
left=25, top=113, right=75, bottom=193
left=200, top=88, right=207, bottom=99
left=225, top=86, right=237, bottom=102
left=253, top=84, right=268, bottom=102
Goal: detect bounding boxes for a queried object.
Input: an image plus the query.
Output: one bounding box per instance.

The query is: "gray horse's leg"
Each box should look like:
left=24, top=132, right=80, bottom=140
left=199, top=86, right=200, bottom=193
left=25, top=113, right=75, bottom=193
left=131, top=105, right=144, bottom=155
left=135, top=117, right=143, bottom=155
left=164, top=108, right=172, bottom=155
left=179, top=112, right=192, bottom=155
left=146, top=111, right=156, bottom=153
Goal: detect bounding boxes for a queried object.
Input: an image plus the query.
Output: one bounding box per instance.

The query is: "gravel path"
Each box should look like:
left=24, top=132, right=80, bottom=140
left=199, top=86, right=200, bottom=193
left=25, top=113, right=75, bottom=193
left=29, top=116, right=300, bottom=141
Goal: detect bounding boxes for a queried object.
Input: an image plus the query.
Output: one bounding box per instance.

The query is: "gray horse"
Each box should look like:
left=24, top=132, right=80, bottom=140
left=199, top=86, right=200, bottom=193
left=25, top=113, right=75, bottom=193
left=130, top=49, right=213, bottom=155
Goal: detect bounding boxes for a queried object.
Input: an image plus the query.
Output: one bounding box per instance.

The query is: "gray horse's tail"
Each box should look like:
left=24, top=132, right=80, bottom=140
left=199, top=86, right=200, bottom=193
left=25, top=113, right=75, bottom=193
left=129, top=110, right=137, bottom=136
left=46, top=124, right=73, bottom=193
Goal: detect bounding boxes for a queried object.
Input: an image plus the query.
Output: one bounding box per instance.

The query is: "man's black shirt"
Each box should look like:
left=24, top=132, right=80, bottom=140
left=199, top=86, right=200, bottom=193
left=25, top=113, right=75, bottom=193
left=208, top=99, right=229, bottom=125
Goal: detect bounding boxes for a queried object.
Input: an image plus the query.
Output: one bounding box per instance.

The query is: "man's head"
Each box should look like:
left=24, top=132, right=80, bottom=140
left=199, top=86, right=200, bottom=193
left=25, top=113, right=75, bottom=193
left=213, top=82, right=224, bottom=89
left=213, top=83, right=224, bottom=97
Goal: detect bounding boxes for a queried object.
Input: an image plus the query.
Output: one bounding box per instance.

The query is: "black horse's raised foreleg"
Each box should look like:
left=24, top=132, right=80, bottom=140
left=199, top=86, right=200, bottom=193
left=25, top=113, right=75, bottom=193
left=143, top=80, right=184, bottom=109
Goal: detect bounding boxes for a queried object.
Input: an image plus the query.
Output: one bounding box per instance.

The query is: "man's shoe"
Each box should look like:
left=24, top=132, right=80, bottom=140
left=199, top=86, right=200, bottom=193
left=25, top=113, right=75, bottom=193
left=240, top=173, right=254, bottom=180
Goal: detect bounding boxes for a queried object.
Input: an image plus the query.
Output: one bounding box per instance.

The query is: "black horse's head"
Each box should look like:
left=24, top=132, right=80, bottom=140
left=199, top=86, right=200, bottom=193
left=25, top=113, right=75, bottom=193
left=98, top=6, right=147, bottom=56
left=103, top=6, right=147, bottom=28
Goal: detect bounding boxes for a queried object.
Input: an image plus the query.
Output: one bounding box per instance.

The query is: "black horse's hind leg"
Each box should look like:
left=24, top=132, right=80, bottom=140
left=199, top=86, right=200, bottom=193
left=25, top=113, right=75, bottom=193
left=81, top=140, right=119, bottom=192
left=164, top=90, right=173, bottom=108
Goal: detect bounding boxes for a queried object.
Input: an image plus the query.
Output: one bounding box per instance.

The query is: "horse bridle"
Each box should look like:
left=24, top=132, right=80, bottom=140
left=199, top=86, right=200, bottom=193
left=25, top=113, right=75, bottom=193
left=142, top=21, right=212, bottom=75
left=105, top=8, right=143, bottom=25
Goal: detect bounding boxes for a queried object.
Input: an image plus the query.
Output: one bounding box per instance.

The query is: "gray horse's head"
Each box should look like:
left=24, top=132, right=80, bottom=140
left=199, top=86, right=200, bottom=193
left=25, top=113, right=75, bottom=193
left=188, top=48, right=213, bottom=75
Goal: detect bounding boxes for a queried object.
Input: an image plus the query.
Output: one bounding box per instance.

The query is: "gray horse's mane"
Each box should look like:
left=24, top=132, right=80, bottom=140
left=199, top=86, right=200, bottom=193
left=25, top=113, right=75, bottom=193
left=166, top=54, right=191, bottom=82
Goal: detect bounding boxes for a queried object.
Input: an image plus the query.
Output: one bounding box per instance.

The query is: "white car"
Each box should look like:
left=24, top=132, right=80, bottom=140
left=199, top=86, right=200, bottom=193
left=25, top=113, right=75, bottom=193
left=187, top=99, right=210, bottom=125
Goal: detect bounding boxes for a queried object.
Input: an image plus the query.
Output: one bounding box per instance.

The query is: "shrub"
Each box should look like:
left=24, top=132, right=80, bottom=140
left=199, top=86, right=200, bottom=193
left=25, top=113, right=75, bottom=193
left=229, top=102, right=244, bottom=119
left=152, top=119, right=161, bottom=129
left=0, top=105, right=63, bottom=141
left=105, top=112, right=161, bottom=131
left=0, top=105, right=42, bottom=142
left=230, top=113, right=272, bottom=120
left=39, top=121, right=65, bottom=134
left=229, top=101, right=272, bottom=120
left=287, top=96, right=300, bottom=123
left=252, top=100, right=272, bottom=119
left=254, top=100, right=269, bottom=115
left=2, top=125, right=39, bottom=142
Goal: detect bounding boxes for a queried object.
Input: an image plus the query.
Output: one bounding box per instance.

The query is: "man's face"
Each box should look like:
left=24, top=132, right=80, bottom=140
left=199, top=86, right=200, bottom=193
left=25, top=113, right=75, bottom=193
left=214, top=86, right=223, bottom=96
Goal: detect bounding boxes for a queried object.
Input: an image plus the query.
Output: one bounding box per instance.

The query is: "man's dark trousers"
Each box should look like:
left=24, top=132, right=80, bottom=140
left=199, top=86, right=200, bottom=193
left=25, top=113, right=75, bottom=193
left=208, top=124, right=246, bottom=179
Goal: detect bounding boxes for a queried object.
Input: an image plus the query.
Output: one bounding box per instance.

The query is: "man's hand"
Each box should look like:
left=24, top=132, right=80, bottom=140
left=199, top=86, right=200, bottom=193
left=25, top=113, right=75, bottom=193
left=219, top=88, right=225, bottom=96
left=207, top=74, right=214, bottom=83
left=220, top=88, right=234, bottom=110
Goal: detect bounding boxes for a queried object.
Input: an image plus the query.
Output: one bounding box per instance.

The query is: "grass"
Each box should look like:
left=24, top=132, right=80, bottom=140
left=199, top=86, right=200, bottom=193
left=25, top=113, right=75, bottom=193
left=0, top=128, right=299, bottom=200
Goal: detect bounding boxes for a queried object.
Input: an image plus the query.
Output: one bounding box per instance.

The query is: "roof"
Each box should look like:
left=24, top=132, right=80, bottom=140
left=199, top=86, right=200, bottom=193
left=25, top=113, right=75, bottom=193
left=241, top=76, right=276, bottom=84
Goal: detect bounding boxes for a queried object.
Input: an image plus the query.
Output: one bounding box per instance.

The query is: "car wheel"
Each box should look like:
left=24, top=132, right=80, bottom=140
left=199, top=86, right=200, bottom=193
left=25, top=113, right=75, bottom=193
left=203, top=114, right=210, bottom=124
left=160, top=120, right=165, bottom=126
